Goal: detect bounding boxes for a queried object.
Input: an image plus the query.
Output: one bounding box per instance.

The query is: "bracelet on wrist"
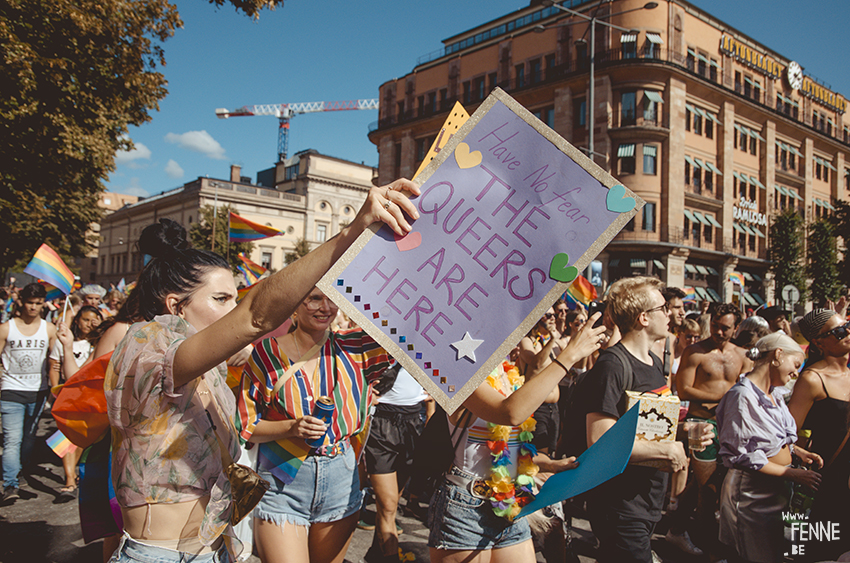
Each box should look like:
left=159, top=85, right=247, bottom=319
left=553, top=358, right=570, bottom=374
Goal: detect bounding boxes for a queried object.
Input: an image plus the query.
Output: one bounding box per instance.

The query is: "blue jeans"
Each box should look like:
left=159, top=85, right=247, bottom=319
left=108, top=535, right=232, bottom=563
left=1, top=397, right=46, bottom=488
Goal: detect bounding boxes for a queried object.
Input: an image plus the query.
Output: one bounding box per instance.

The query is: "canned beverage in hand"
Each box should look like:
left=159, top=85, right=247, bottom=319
left=306, top=396, right=334, bottom=448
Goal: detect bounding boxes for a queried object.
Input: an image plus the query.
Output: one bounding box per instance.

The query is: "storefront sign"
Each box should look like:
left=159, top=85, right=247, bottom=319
left=733, top=197, right=767, bottom=226
left=720, top=34, right=782, bottom=79
left=801, top=77, right=847, bottom=114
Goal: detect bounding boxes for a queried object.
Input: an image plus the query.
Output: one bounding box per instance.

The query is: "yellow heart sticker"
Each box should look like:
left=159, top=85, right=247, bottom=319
left=454, top=142, right=483, bottom=169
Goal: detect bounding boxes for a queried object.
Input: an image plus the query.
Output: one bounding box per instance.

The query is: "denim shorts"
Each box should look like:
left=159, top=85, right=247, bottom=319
left=255, top=442, right=363, bottom=528
left=427, top=467, right=531, bottom=551
left=108, top=535, right=231, bottom=563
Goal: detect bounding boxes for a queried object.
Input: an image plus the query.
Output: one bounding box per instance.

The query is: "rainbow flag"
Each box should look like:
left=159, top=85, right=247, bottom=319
left=683, top=287, right=697, bottom=303
left=47, top=430, right=78, bottom=458
left=237, top=281, right=261, bottom=303
left=124, top=281, right=137, bottom=294
left=238, top=252, right=267, bottom=282
left=116, top=278, right=126, bottom=293
left=237, top=265, right=255, bottom=286
left=229, top=212, right=283, bottom=242
left=24, top=244, right=74, bottom=295
left=39, top=282, right=64, bottom=302
left=728, top=272, right=745, bottom=288
left=565, top=275, right=598, bottom=309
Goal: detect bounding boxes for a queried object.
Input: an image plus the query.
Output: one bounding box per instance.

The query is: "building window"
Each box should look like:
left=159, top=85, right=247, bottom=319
left=316, top=224, right=327, bottom=243
left=642, top=202, right=656, bottom=232
left=697, top=51, right=707, bottom=76
left=530, top=58, right=542, bottom=84
left=691, top=217, right=701, bottom=241
left=515, top=64, right=525, bottom=88
left=416, top=136, right=435, bottom=163
left=462, top=80, right=471, bottom=104
left=618, top=144, right=636, bottom=175
left=488, top=72, right=498, bottom=91
left=428, top=92, right=437, bottom=114
left=625, top=216, right=635, bottom=231
left=816, top=161, right=822, bottom=180
left=705, top=117, right=713, bottom=139
left=532, top=106, right=554, bottom=128
left=621, top=33, right=637, bottom=59
left=709, top=59, right=718, bottom=82
left=693, top=111, right=703, bottom=135
left=284, top=164, right=298, bottom=181
left=393, top=142, right=402, bottom=179
left=686, top=48, right=695, bottom=72
left=621, top=91, right=636, bottom=126
left=643, top=145, right=657, bottom=175
left=261, top=251, right=272, bottom=270
left=846, top=170, right=850, bottom=191
left=685, top=161, right=691, bottom=185
left=735, top=71, right=742, bottom=94
left=739, top=128, right=747, bottom=152
left=693, top=164, right=701, bottom=191
left=685, top=106, right=691, bottom=131
left=474, top=76, right=486, bottom=101
left=574, top=98, right=586, bottom=128
left=704, top=170, right=713, bottom=193
left=749, top=134, right=757, bottom=156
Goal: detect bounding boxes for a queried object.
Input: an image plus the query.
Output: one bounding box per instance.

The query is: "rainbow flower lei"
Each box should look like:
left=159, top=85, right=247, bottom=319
left=484, top=362, right=538, bottom=521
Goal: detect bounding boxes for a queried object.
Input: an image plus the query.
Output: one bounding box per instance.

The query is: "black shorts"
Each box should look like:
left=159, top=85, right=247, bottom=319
left=364, top=403, right=424, bottom=475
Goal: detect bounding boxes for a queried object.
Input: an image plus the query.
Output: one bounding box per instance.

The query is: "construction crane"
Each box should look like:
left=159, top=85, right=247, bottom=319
left=215, top=99, right=379, bottom=162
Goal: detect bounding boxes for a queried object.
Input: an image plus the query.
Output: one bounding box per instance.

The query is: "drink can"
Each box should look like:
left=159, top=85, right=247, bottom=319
left=306, top=396, right=334, bottom=448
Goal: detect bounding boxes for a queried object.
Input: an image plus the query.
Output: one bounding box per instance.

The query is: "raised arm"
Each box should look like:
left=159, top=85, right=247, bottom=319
left=173, top=179, right=420, bottom=388
left=462, top=314, right=605, bottom=426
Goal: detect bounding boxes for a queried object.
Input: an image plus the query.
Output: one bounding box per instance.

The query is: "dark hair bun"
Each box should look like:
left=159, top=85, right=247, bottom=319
left=138, top=218, right=190, bottom=259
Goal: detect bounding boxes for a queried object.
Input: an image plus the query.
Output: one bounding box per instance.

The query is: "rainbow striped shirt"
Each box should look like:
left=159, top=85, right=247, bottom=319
left=235, top=329, right=389, bottom=479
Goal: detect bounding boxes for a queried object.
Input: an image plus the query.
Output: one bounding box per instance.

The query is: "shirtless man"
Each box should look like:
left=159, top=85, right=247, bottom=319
left=651, top=287, right=686, bottom=389
left=675, top=302, right=745, bottom=548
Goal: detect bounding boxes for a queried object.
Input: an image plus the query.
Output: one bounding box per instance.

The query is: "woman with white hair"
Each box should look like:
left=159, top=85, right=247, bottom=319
left=716, top=333, right=823, bottom=563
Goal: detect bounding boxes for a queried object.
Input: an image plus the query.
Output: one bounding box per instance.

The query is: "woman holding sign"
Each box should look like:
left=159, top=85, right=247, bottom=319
left=427, top=312, right=606, bottom=563
left=236, top=287, right=395, bottom=563
left=104, top=179, right=418, bottom=563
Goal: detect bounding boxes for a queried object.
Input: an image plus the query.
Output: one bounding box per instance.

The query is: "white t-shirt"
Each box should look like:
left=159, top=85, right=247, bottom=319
left=380, top=367, right=428, bottom=406
left=1, top=318, right=50, bottom=392
left=49, top=339, right=94, bottom=369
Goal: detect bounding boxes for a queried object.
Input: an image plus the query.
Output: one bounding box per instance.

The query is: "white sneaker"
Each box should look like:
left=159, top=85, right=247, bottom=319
left=665, top=530, right=704, bottom=556
left=651, top=550, right=663, bottom=563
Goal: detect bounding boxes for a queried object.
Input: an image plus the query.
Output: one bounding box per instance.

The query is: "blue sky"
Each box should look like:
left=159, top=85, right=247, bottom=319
left=107, top=0, right=850, bottom=198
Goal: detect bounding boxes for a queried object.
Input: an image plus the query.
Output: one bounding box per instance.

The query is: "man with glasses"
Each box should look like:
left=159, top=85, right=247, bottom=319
left=580, top=277, right=689, bottom=563
left=651, top=287, right=687, bottom=390
left=675, top=302, right=746, bottom=557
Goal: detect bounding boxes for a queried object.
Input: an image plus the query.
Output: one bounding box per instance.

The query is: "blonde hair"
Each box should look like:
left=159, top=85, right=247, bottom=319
left=605, top=276, right=665, bottom=334
left=678, top=318, right=700, bottom=335
left=745, top=332, right=805, bottom=362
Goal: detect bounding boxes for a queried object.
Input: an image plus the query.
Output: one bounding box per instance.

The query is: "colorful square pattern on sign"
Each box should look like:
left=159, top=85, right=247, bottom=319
left=318, top=88, right=642, bottom=413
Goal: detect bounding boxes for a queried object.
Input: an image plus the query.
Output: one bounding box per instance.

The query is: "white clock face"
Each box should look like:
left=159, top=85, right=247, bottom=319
left=787, top=61, right=803, bottom=91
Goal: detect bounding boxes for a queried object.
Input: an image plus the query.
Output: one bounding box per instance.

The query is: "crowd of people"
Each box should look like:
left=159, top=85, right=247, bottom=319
left=1, top=179, right=849, bottom=563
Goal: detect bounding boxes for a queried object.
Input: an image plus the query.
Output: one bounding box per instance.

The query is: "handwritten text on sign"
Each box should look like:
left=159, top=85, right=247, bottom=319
left=320, top=92, right=639, bottom=412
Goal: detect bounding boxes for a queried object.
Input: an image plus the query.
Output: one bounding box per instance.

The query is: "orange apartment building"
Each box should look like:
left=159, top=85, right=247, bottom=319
left=368, top=0, right=849, bottom=306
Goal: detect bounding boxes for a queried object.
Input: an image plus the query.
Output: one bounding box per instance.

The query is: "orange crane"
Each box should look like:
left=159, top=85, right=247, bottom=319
left=215, top=99, right=379, bottom=162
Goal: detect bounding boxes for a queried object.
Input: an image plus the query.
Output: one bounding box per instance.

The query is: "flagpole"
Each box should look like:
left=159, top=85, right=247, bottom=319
left=61, top=292, right=71, bottom=324
left=226, top=213, right=231, bottom=263
left=211, top=182, right=219, bottom=253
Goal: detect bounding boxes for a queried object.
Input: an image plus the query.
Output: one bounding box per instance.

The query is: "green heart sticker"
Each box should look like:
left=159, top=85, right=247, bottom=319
left=549, top=253, right=578, bottom=283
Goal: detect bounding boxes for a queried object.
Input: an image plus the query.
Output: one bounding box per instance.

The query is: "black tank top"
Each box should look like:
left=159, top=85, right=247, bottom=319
left=802, top=371, right=850, bottom=463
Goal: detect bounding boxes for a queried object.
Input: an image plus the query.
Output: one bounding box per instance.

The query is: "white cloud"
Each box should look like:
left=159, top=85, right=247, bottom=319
left=115, top=142, right=152, bottom=165
left=164, top=159, right=184, bottom=179
left=114, top=178, right=150, bottom=198
left=164, top=130, right=227, bottom=160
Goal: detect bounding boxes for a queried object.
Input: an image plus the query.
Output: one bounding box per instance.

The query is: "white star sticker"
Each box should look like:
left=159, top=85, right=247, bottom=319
left=450, top=332, right=484, bottom=362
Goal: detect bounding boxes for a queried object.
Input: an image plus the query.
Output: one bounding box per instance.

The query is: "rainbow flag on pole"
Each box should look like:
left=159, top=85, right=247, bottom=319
left=229, top=212, right=283, bottom=242
left=682, top=287, right=697, bottom=303
left=24, top=244, right=74, bottom=295
left=728, top=272, right=745, bottom=288
left=238, top=252, right=267, bottom=282
left=47, top=430, right=78, bottom=458
left=565, top=275, right=598, bottom=309
left=40, top=282, right=64, bottom=302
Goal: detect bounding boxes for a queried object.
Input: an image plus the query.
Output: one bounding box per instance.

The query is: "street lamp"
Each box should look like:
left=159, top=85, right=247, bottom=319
left=538, top=0, right=658, bottom=163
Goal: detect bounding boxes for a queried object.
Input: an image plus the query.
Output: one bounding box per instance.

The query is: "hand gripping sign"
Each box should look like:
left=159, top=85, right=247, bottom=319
left=318, top=88, right=643, bottom=413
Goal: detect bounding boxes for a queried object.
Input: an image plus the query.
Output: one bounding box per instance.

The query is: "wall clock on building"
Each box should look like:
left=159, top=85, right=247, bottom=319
left=786, top=61, right=803, bottom=91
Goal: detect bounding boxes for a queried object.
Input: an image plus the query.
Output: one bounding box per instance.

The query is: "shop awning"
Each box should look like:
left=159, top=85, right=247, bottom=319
left=776, top=185, right=790, bottom=196
left=653, top=260, right=666, bottom=270
left=752, top=226, right=765, bottom=238
left=733, top=223, right=746, bottom=234
left=697, top=53, right=710, bottom=64
left=706, top=112, right=721, bottom=124
left=644, top=145, right=657, bottom=157
left=646, top=33, right=663, bottom=44
left=608, top=258, right=620, bottom=267
left=743, top=272, right=753, bottom=281
left=707, top=288, right=721, bottom=301
left=692, top=211, right=712, bottom=226
left=683, top=209, right=697, bottom=223
left=732, top=171, right=742, bottom=181
left=789, top=145, right=803, bottom=157
left=694, top=158, right=705, bottom=169
left=791, top=190, right=804, bottom=201
left=707, top=267, right=719, bottom=276
left=826, top=200, right=836, bottom=211
left=705, top=214, right=722, bottom=228
left=752, top=273, right=762, bottom=282
left=618, top=144, right=635, bottom=157
left=696, top=265, right=710, bottom=275
left=743, top=293, right=758, bottom=306
left=705, top=162, right=722, bottom=175
left=752, top=293, right=765, bottom=305
left=814, top=198, right=824, bottom=208
left=742, top=224, right=757, bottom=236
left=684, top=155, right=698, bottom=167
left=750, top=176, right=766, bottom=189
left=750, top=129, right=765, bottom=142
left=685, top=264, right=698, bottom=273
left=620, top=34, right=637, bottom=43
left=630, top=258, right=646, bottom=268
left=644, top=91, right=664, bottom=104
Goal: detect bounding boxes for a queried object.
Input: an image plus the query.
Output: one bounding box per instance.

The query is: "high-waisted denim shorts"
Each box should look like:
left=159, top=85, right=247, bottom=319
left=255, top=442, right=363, bottom=528
left=108, top=535, right=231, bottom=563
left=427, top=467, right=531, bottom=551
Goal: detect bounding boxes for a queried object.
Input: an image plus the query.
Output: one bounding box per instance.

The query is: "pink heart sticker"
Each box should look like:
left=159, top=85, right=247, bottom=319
left=394, top=231, right=422, bottom=252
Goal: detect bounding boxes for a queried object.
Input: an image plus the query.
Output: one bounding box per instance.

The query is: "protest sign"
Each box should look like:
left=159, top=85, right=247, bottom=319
left=318, top=88, right=643, bottom=413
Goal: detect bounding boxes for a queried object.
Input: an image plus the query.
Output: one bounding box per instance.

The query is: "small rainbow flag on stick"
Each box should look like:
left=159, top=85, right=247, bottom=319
left=39, top=282, right=64, bottom=302
left=238, top=252, right=267, bottom=283
left=229, top=212, right=284, bottom=242
left=237, top=280, right=262, bottom=303
left=683, top=287, right=697, bottom=303
left=728, top=272, right=745, bottom=288
left=24, top=244, right=74, bottom=295
left=565, top=274, right=598, bottom=309
left=47, top=430, right=78, bottom=458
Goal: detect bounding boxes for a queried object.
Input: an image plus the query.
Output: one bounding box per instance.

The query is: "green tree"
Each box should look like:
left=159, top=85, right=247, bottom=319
left=768, top=207, right=807, bottom=303
left=0, top=0, right=283, bottom=279
left=189, top=205, right=254, bottom=273
left=284, top=237, right=311, bottom=266
left=829, top=199, right=850, bottom=289
left=807, top=219, right=841, bottom=305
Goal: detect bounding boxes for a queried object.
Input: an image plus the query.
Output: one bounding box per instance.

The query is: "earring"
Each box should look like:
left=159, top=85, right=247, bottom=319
left=771, top=359, right=780, bottom=367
